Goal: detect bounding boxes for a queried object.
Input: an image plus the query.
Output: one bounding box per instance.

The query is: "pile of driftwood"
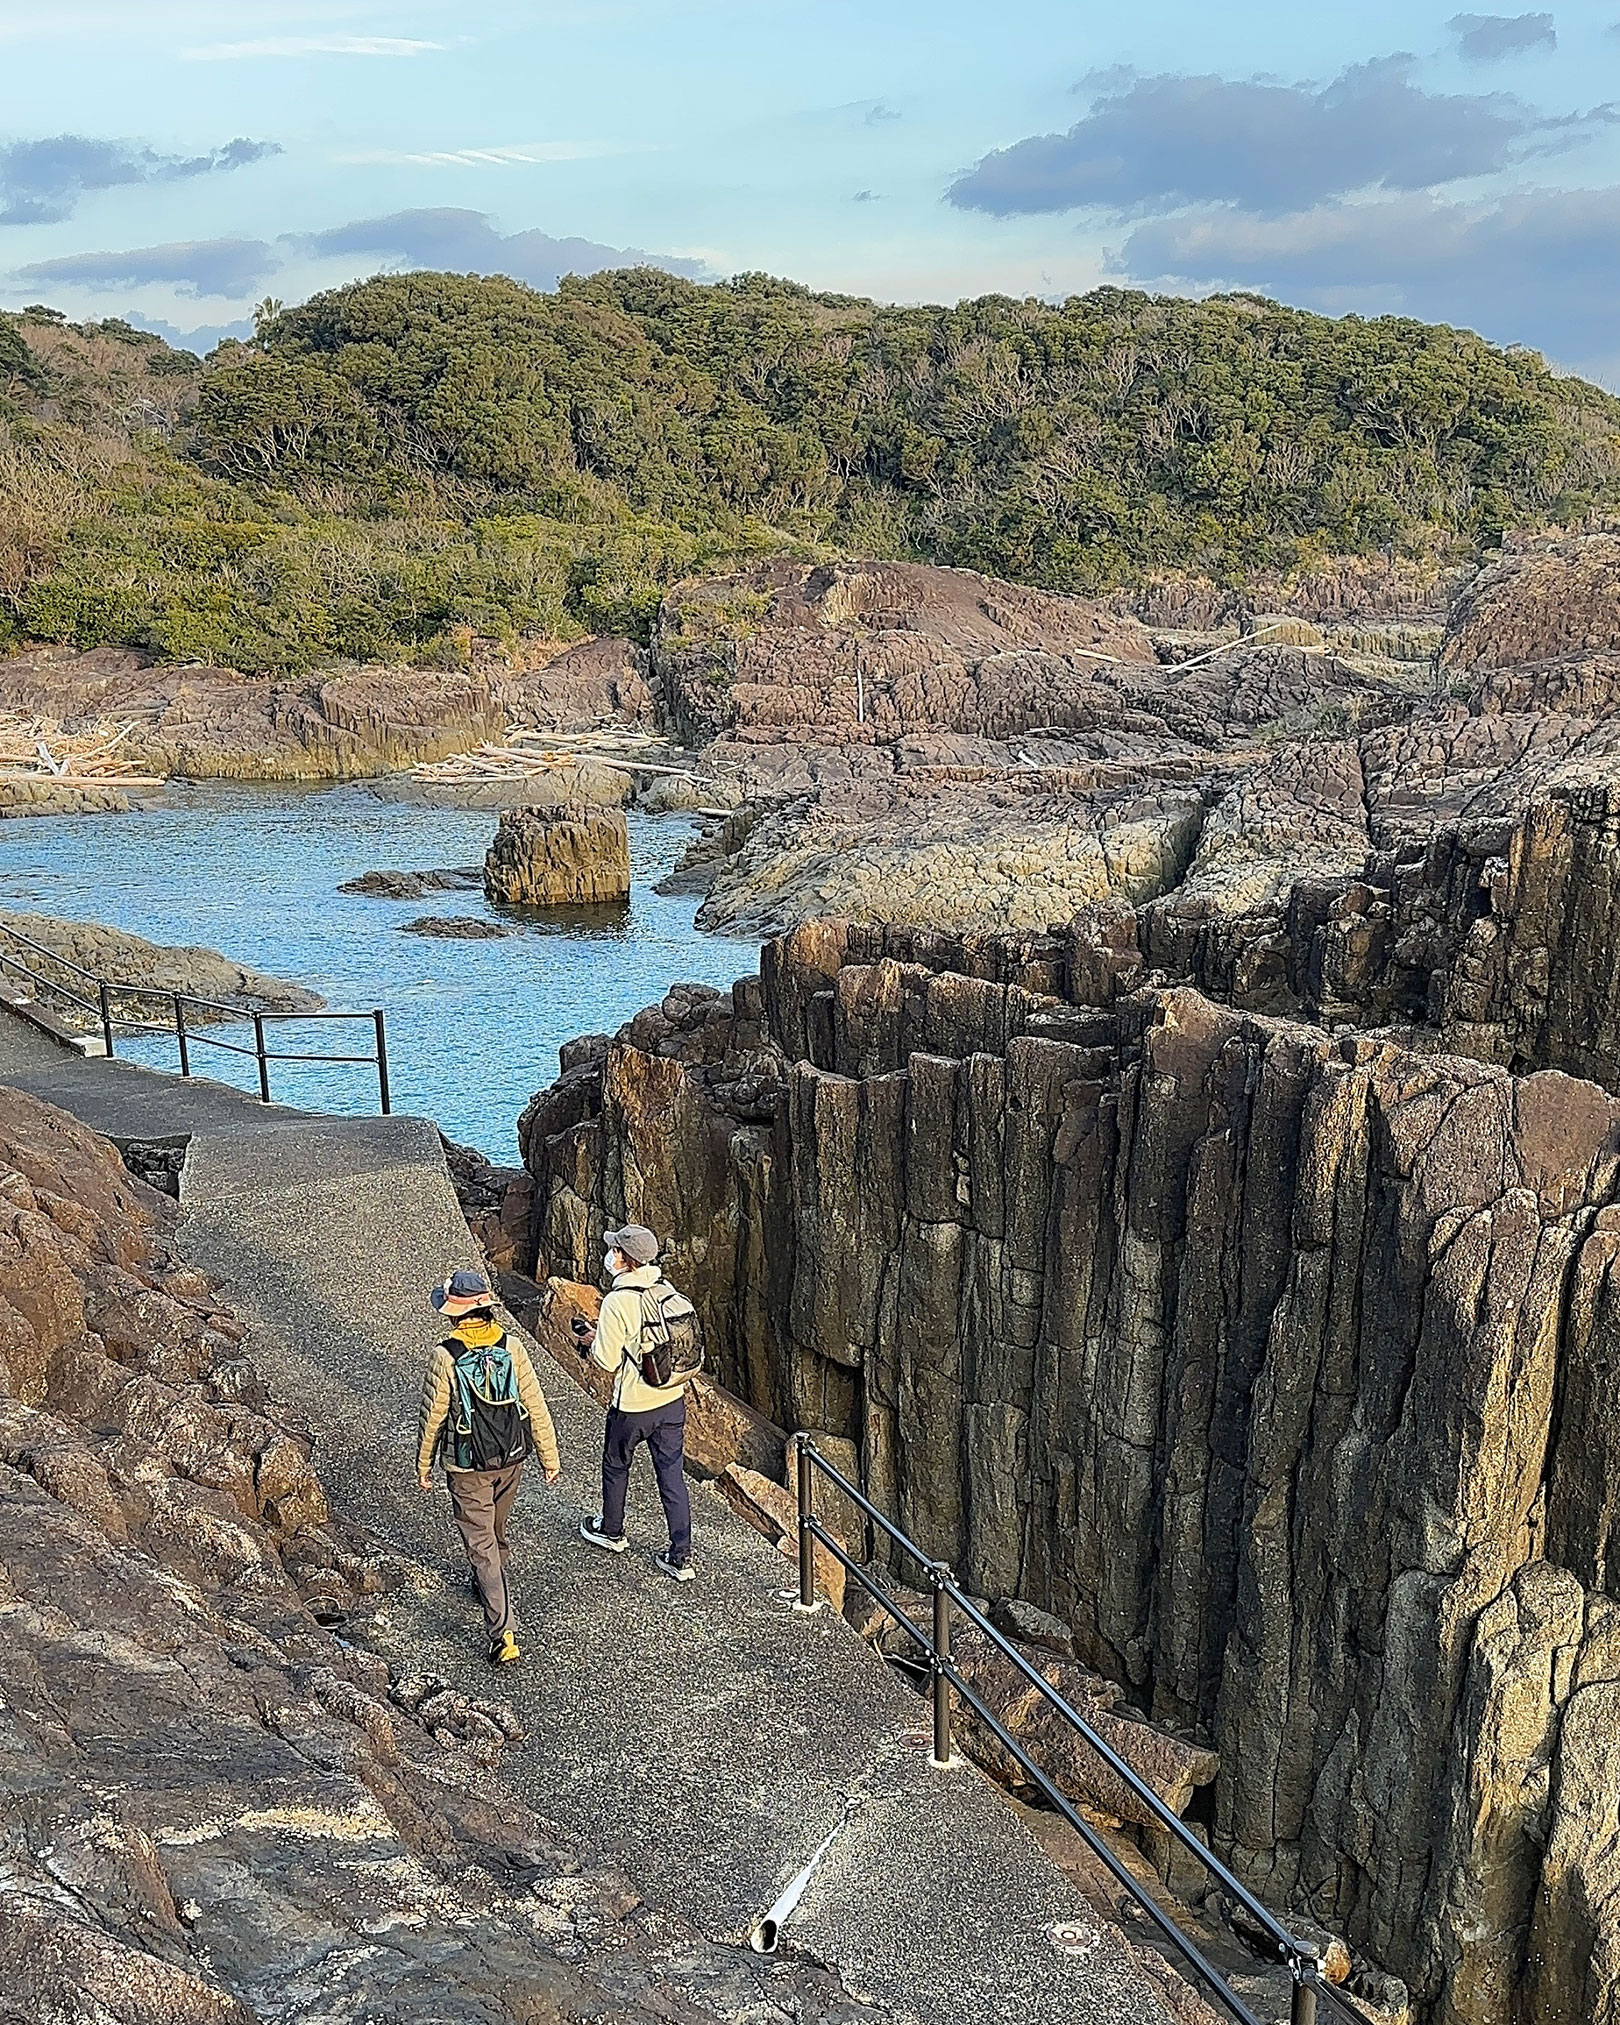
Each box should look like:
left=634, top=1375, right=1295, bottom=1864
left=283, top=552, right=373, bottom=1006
left=0, top=713, right=163, bottom=790
left=408, top=725, right=731, bottom=812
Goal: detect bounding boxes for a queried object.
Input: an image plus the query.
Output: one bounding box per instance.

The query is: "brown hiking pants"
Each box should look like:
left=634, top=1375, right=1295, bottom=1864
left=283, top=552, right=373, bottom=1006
left=446, top=1462, right=523, bottom=1640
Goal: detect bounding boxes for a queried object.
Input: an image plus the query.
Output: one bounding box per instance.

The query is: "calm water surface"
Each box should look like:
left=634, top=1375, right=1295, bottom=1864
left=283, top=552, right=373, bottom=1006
left=0, top=784, right=752, bottom=1158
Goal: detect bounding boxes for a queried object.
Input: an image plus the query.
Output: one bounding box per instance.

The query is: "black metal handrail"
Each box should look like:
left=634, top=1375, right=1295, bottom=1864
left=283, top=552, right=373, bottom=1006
left=0, top=920, right=390, bottom=1113
left=792, top=1435, right=1372, bottom=2025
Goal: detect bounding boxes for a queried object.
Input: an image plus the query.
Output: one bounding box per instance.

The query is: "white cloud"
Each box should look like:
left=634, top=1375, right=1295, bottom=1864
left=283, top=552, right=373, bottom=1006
left=298, top=207, right=714, bottom=289
left=15, top=235, right=279, bottom=297
left=949, top=57, right=1614, bottom=218
left=182, top=35, right=443, bottom=61
left=339, top=141, right=637, bottom=168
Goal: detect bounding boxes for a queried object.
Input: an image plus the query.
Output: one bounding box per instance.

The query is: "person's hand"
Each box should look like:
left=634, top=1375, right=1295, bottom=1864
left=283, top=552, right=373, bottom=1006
left=543, top=1463, right=561, bottom=1485
left=418, top=1470, right=433, bottom=1491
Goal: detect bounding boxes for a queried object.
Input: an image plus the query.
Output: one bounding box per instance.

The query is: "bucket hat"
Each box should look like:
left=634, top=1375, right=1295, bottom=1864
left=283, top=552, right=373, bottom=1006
left=604, top=1224, right=659, bottom=1265
left=432, top=1268, right=495, bottom=1316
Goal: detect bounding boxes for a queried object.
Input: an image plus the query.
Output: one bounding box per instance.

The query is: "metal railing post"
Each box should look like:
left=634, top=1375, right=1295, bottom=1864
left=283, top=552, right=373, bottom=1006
left=374, top=1008, right=391, bottom=1114
left=796, top=1436, right=817, bottom=1610
left=755, top=1419, right=1375, bottom=2025
left=253, top=1012, right=271, bottom=1103
left=1290, top=1957, right=1319, bottom=2025
left=931, top=1571, right=954, bottom=1767
left=98, top=980, right=115, bottom=1059
left=174, top=994, right=190, bottom=1077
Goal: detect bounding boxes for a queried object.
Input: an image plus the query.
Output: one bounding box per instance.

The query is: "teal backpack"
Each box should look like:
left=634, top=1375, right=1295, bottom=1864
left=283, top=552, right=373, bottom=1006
left=446, top=1334, right=531, bottom=1470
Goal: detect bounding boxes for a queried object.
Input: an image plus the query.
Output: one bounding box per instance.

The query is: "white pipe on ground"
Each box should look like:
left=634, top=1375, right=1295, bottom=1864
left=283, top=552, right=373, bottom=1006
left=748, top=1818, right=846, bottom=1954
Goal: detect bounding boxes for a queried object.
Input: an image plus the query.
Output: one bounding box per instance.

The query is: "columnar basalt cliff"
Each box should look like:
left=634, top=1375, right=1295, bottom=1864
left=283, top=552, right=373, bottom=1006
left=510, top=533, right=1620, bottom=2023
left=520, top=916, right=1620, bottom=2025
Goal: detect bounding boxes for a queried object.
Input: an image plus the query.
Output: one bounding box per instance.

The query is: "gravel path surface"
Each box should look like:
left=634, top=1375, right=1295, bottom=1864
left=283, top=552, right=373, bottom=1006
left=0, top=1006, right=1170, bottom=2025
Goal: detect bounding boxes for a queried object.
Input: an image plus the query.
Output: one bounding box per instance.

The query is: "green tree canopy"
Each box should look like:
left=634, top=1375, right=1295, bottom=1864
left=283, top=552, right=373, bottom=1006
left=5, top=272, right=1618, bottom=671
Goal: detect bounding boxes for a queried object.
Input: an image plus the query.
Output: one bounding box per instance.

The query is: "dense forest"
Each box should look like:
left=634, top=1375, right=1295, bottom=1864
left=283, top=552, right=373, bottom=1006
left=4, top=269, right=1619, bottom=672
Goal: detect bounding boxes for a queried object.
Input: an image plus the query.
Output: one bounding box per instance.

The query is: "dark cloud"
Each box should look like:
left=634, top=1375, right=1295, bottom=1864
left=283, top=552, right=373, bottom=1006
left=0, top=135, right=280, bottom=227
left=300, top=209, right=710, bottom=289
left=15, top=238, right=280, bottom=298
left=1448, top=13, right=1557, bottom=61
left=1118, top=185, right=1620, bottom=366
left=948, top=57, right=1607, bottom=216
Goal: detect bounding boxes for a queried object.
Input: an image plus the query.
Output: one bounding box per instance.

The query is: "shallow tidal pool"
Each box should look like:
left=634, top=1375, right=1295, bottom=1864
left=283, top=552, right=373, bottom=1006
left=0, top=783, right=750, bottom=1158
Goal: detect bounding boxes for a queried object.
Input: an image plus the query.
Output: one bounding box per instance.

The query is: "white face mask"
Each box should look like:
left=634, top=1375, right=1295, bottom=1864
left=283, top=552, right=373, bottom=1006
left=603, top=1248, right=620, bottom=1276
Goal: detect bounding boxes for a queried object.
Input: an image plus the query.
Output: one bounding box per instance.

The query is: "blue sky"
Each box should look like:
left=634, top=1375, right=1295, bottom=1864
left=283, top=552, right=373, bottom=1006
left=4, top=0, right=1620, bottom=383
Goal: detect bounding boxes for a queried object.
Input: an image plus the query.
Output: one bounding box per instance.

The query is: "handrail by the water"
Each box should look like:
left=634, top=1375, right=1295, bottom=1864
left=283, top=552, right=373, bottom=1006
left=792, top=1434, right=1374, bottom=2025
left=0, top=920, right=391, bottom=1113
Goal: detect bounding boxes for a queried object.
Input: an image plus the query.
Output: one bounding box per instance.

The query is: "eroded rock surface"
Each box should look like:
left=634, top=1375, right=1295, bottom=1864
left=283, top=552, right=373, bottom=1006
left=504, top=635, right=656, bottom=730
left=639, top=536, right=1620, bottom=954
left=0, top=1089, right=900, bottom=2024
left=644, top=553, right=1442, bottom=934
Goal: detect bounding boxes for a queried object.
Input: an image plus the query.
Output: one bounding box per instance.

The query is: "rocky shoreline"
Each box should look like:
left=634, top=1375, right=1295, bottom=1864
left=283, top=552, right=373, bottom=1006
left=0, top=637, right=656, bottom=803
left=0, top=911, right=323, bottom=1026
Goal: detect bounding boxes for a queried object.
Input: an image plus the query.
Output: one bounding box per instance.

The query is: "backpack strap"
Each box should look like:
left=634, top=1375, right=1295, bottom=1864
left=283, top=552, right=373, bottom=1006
left=620, top=1279, right=665, bottom=1363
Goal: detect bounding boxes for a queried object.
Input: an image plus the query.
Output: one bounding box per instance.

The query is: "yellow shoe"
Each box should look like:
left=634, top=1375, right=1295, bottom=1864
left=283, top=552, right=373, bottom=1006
left=488, top=1631, right=520, bottom=1666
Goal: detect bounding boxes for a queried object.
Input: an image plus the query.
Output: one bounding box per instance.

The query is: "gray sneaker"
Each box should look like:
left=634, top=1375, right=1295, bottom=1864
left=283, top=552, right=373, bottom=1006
left=654, top=1551, right=694, bottom=1583
left=580, top=1515, right=627, bottom=1554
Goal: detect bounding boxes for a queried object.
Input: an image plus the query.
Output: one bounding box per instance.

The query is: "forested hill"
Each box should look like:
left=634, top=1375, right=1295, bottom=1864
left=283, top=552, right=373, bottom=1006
left=4, top=270, right=1619, bottom=673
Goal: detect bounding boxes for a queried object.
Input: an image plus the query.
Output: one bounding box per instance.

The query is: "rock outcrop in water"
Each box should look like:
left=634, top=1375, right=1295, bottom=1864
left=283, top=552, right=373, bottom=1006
left=0, top=910, right=322, bottom=1022
left=484, top=804, right=630, bottom=908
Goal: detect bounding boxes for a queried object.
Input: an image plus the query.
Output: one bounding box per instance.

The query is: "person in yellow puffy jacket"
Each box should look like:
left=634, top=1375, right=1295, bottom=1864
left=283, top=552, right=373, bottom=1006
left=417, top=1268, right=560, bottom=1664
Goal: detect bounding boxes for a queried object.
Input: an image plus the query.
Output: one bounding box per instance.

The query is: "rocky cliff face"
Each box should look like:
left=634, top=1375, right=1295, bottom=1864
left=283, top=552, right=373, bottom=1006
left=0, top=636, right=654, bottom=784
left=520, top=912, right=1620, bottom=2025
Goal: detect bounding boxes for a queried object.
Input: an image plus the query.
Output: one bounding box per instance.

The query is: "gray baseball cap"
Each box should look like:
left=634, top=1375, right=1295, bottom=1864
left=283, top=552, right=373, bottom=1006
left=605, top=1223, right=659, bottom=1265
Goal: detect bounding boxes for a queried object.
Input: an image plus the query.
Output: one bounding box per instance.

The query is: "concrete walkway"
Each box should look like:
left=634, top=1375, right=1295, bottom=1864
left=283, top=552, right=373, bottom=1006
left=0, top=1003, right=314, bottom=1141
left=1, top=1008, right=1169, bottom=2025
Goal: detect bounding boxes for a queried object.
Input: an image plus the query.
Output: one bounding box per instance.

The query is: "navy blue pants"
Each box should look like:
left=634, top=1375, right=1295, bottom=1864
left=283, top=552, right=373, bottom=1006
left=601, top=1400, right=691, bottom=1563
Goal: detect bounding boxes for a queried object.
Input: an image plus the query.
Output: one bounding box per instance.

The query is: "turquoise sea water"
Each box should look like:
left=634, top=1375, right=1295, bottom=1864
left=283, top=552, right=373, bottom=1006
left=0, top=784, right=751, bottom=1158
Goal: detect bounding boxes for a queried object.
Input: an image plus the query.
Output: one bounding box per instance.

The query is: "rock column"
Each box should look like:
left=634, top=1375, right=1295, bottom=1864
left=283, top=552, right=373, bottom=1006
left=484, top=803, right=630, bottom=907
